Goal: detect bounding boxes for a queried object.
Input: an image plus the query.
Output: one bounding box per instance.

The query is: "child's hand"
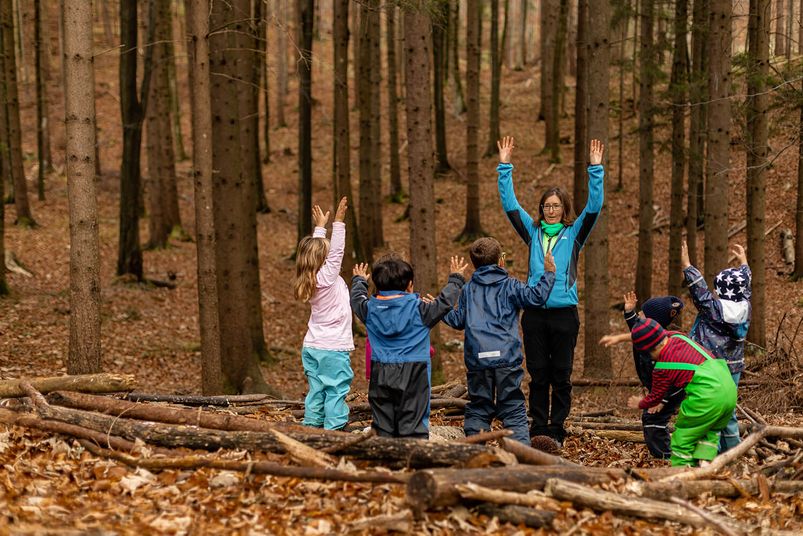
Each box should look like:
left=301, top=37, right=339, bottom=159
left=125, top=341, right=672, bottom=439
left=623, top=291, right=637, bottom=313
left=589, top=139, right=604, bottom=166
left=334, top=197, right=348, bottom=223
left=497, top=136, right=514, bottom=164
left=543, top=251, right=556, bottom=273
left=599, top=334, right=624, bottom=347
left=312, top=205, right=330, bottom=228
left=420, top=293, right=436, bottom=304
left=353, top=263, right=370, bottom=280
left=626, top=395, right=642, bottom=409
left=732, top=244, right=747, bottom=266
left=647, top=403, right=664, bottom=414
left=450, top=256, right=469, bottom=276
left=680, top=239, right=691, bottom=269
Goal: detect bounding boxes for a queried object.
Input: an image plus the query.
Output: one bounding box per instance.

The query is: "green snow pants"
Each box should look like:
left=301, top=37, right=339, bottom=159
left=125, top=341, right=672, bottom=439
left=655, top=335, right=737, bottom=467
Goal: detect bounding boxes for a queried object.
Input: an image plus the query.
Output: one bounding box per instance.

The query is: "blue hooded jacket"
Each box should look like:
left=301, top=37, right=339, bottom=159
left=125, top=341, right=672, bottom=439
left=497, top=162, right=604, bottom=308
left=443, top=265, right=555, bottom=370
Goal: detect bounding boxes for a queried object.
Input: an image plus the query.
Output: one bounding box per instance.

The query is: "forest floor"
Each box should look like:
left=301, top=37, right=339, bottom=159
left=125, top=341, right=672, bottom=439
left=1, top=21, right=803, bottom=535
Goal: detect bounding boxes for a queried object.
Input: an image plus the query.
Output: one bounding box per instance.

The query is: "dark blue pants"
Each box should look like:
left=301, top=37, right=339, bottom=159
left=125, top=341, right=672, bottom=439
left=642, top=387, right=685, bottom=458
left=465, top=365, right=530, bottom=445
left=368, top=361, right=430, bottom=439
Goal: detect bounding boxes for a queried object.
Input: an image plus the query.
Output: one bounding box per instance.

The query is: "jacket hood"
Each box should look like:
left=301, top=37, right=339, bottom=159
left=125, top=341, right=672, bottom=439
left=471, top=265, right=509, bottom=285
left=369, top=293, right=419, bottom=337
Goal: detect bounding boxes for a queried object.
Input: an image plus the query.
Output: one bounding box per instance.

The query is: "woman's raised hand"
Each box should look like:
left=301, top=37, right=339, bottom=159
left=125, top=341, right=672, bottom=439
left=589, top=139, right=604, bottom=166
left=312, top=205, right=330, bottom=228
left=497, top=136, right=515, bottom=164
left=334, top=197, right=348, bottom=223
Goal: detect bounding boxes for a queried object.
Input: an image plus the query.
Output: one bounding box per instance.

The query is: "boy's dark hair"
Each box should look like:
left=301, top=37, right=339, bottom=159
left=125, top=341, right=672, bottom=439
left=372, top=253, right=414, bottom=291
left=470, top=237, right=502, bottom=268
left=536, top=187, right=575, bottom=225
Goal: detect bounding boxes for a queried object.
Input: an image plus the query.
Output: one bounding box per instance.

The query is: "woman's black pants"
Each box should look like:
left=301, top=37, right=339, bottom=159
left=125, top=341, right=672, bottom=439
left=521, top=306, right=579, bottom=442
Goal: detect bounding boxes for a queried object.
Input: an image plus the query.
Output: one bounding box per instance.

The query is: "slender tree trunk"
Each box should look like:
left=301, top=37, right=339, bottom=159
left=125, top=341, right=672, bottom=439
left=296, top=0, right=313, bottom=245
left=746, top=0, right=770, bottom=345
left=484, top=0, right=502, bottom=158
left=539, top=0, right=557, bottom=120
left=796, top=103, right=803, bottom=279
left=357, top=1, right=374, bottom=259
left=0, top=4, right=10, bottom=206
left=63, top=0, right=101, bottom=374
left=447, top=0, right=466, bottom=115
left=687, top=0, right=708, bottom=266
left=568, top=0, right=577, bottom=77
left=704, top=0, right=732, bottom=285
left=117, top=0, right=154, bottom=280
left=262, top=0, right=271, bottom=163
left=0, top=141, right=5, bottom=294
left=545, top=0, right=568, bottom=162
left=459, top=0, right=484, bottom=240
left=631, top=0, right=638, bottom=109
left=775, top=0, right=786, bottom=55
left=1, top=0, right=33, bottom=226
left=635, top=0, right=654, bottom=304
left=433, top=1, right=452, bottom=174
left=573, top=0, right=588, bottom=203
left=276, top=0, right=288, bottom=127
left=35, top=0, right=48, bottom=200
left=668, top=0, right=688, bottom=299
left=786, top=0, right=793, bottom=58
left=520, top=0, right=528, bottom=65
left=582, top=0, right=610, bottom=378
left=368, top=0, right=382, bottom=248
left=403, top=1, right=441, bottom=382
left=188, top=0, right=223, bottom=394
left=166, top=16, right=187, bottom=162
left=386, top=5, right=403, bottom=198
left=616, top=0, right=627, bottom=191
left=246, top=0, right=268, bottom=215
left=799, top=0, right=803, bottom=55
left=101, top=0, right=114, bottom=45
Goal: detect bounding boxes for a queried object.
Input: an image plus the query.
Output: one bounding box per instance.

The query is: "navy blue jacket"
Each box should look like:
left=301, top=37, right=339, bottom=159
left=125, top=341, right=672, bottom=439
left=443, top=265, right=555, bottom=370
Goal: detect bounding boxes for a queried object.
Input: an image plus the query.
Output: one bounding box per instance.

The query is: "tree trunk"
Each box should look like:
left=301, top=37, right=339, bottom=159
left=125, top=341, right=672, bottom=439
left=545, top=0, right=568, bottom=162
left=432, top=1, right=452, bottom=174
left=668, top=0, right=689, bottom=299
left=573, top=0, right=588, bottom=203
left=520, top=0, right=528, bottom=64
left=261, top=0, right=271, bottom=163
left=276, top=0, right=288, bottom=127
left=368, top=0, right=382, bottom=248
left=188, top=0, right=223, bottom=395
left=0, top=121, right=4, bottom=295
left=746, top=0, right=770, bottom=345
left=686, top=0, right=708, bottom=266
left=459, top=0, right=484, bottom=240
left=34, top=0, right=49, bottom=200
left=797, top=102, right=803, bottom=279
left=616, top=0, right=627, bottom=191
left=333, top=0, right=362, bottom=275
left=447, top=0, right=466, bottom=115
left=1, top=0, right=33, bottom=226
left=209, top=0, right=274, bottom=395
left=358, top=0, right=376, bottom=259
left=704, top=0, right=732, bottom=285
left=296, top=0, right=313, bottom=245
left=635, top=0, right=654, bottom=305
left=539, top=0, right=557, bottom=121
left=404, top=1, right=441, bottom=381
left=0, top=15, right=11, bottom=208
left=63, top=0, right=101, bottom=373
left=582, top=0, right=609, bottom=379
left=774, top=0, right=786, bottom=55
left=484, top=0, right=502, bottom=158
left=386, top=5, right=404, bottom=197
left=145, top=0, right=180, bottom=249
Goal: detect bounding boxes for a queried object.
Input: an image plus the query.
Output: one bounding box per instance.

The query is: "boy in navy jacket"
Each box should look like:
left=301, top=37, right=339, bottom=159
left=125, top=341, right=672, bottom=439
left=443, top=238, right=556, bottom=445
left=350, top=254, right=468, bottom=439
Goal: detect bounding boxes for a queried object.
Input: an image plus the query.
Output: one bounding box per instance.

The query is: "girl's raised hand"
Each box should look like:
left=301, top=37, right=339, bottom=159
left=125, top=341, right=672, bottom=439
left=450, top=256, right=469, bottom=276
left=334, top=197, right=348, bottom=223
left=312, top=205, right=330, bottom=228
left=497, top=136, right=515, bottom=164
left=589, top=139, right=604, bottom=166
left=623, top=291, right=637, bottom=312
left=353, top=263, right=370, bottom=280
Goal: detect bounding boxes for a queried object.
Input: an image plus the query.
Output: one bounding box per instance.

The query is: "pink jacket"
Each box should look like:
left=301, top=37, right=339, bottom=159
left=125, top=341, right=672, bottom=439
left=302, top=222, right=354, bottom=351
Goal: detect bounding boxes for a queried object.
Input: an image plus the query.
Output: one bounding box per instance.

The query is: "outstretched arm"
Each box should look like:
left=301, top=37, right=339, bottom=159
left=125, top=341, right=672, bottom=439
left=350, top=263, right=370, bottom=323
left=681, top=241, right=724, bottom=322
left=420, top=257, right=468, bottom=327
left=572, top=140, right=605, bottom=248
left=316, top=198, right=349, bottom=287
left=497, top=137, right=536, bottom=246
left=442, top=290, right=467, bottom=331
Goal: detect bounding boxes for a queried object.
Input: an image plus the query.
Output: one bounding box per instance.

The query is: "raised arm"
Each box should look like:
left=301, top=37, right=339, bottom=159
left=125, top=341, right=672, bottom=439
left=497, top=137, right=535, bottom=246
left=420, top=257, right=468, bottom=328
left=442, top=290, right=467, bottom=331
left=572, top=140, right=605, bottom=248
left=350, top=263, right=371, bottom=324
left=680, top=240, right=724, bottom=322
left=316, top=198, right=348, bottom=287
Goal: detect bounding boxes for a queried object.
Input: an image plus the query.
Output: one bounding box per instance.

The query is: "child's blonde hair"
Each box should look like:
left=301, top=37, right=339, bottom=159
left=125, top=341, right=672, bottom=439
left=294, top=236, right=330, bottom=302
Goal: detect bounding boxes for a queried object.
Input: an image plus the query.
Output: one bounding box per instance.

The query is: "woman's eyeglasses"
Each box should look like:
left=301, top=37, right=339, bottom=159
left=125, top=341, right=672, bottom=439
left=542, top=204, right=563, bottom=212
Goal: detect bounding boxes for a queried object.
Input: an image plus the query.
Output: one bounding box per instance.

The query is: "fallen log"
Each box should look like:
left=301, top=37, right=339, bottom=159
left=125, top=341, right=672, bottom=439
left=122, top=392, right=274, bottom=406
left=475, top=503, right=555, bottom=529
left=456, top=482, right=561, bottom=510
left=78, top=440, right=406, bottom=485
left=544, top=478, right=753, bottom=534
left=591, top=430, right=645, bottom=443
left=633, top=478, right=803, bottom=500
left=0, top=374, right=136, bottom=398
left=460, top=429, right=512, bottom=444
left=500, top=438, right=580, bottom=467
left=405, top=465, right=681, bottom=509
left=571, top=378, right=761, bottom=388
left=568, top=421, right=646, bottom=431
left=578, top=409, right=615, bottom=418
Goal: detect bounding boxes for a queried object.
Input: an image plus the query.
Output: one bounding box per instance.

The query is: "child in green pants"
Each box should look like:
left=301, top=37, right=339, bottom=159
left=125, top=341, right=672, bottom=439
left=627, top=317, right=737, bottom=466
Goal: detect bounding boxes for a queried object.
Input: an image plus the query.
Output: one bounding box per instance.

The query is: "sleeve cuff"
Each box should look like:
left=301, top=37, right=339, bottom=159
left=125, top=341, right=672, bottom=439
left=313, top=226, right=327, bottom=238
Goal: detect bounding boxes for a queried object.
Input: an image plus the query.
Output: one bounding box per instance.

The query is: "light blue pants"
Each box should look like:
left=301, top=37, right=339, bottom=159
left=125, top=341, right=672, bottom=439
left=302, top=347, right=353, bottom=430
left=719, top=371, right=741, bottom=452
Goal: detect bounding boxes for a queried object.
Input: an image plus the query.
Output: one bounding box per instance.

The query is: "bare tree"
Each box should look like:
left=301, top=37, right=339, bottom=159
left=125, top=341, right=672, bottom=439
left=35, top=0, right=51, bottom=201
left=635, top=0, right=654, bottom=304
left=774, top=0, right=786, bottom=55
left=545, top=0, right=568, bottom=162
left=539, top=0, right=558, bottom=120
left=573, top=0, right=588, bottom=201
left=296, top=0, right=314, bottom=244
left=386, top=4, right=404, bottom=198
left=447, top=0, right=466, bottom=114
left=276, top=0, right=288, bottom=128
left=484, top=0, right=503, bottom=158
left=368, top=0, right=383, bottom=248
left=686, top=0, right=708, bottom=267
left=63, top=0, right=101, bottom=374
left=432, top=1, right=452, bottom=174
left=358, top=0, right=378, bottom=258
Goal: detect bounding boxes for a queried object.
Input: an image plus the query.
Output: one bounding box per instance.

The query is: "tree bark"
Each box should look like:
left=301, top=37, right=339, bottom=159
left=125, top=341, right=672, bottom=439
left=796, top=99, right=803, bottom=279
left=545, top=0, right=568, bottom=162
left=261, top=0, right=271, bottom=164
left=484, top=0, right=502, bottom=158
left=459, top=0, right=484, bottom=240
left=276, top=0, right=288, bottom=127
left=475, top=504, right=555, bottom=529
left=582, top=0, right=610, bottom=378
left=241, top=0, right=267, bottom=217
left=0, top=373, right=135, bottom=398
left=404, top=1, right=441, bottom=381
left=296, top=0, right=313, bottom=245
left=538, top=0, right=558, bottom=121
left=668, top=0, right=689, bottom=299
left=167, top=3, right=187, bottom=163
left=63, top=0, right=101, bottom=374
left=638, top=478, right=803, bottom=500
left=386, top=4, right=404, bottom=196
left=368, top=0, right=382, bottom=249
left=447, top=0, right=466, bottom=115
left=34, top=0, right=50, bottom=200
left=357, top=0, right=375, bottom=259
left=704, top=0, right=732, bottom=285
left=1, top=0, right=33, bottom=226
left=616, top=2, right=627, bottom=191
left=746, top=0, right=770, bottom=345
left=774, top=0, right=786, bottom=55
left=635, top=0, right=654, bottom=305
left=573, top=0, right=588, bottom=204
left=687, top=0, right=708, bottom=266
left=432, top=1, right=452, bottom=174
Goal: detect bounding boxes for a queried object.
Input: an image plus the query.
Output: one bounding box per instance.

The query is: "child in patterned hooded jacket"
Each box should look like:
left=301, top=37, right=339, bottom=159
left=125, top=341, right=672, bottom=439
left=681, top=240, right=751, bottom=452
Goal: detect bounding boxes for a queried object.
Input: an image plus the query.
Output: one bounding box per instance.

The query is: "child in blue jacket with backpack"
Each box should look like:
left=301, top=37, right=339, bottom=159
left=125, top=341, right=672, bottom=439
left=443, top=238, right=556, bottom=445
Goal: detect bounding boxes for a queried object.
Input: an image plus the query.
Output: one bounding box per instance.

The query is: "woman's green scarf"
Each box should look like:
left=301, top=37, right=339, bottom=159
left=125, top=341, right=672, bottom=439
left=540, top=220, right=564, bottom=237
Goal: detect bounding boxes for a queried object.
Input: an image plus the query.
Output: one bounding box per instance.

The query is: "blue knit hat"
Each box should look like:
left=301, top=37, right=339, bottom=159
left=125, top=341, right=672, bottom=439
left=631, top=317, right=668, bottom=353
left=642, top=296, right=684, bottom=328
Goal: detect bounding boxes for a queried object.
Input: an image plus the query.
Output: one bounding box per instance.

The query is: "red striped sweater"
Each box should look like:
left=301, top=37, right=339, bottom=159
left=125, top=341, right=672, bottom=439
left=639, top=334, right=708, bottom=409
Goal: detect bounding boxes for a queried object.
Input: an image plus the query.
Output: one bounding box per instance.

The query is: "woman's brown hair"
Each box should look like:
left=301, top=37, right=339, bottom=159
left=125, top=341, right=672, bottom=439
left=535, top=187, right=575, bottom=226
